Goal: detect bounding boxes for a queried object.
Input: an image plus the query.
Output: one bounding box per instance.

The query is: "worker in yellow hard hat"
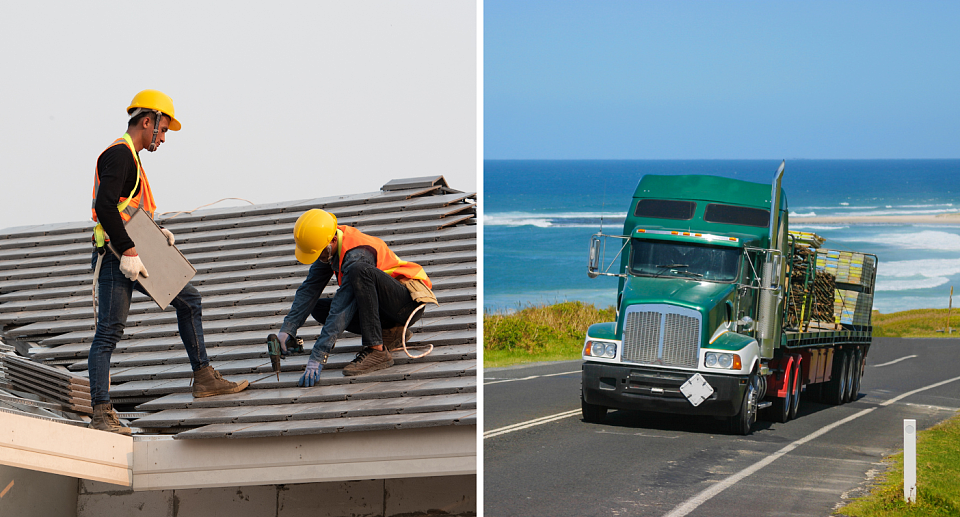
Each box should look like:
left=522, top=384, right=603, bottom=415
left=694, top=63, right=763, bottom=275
left=273, top=209, right=438, bottom=386
left=88, top=90, right=248, bottom=435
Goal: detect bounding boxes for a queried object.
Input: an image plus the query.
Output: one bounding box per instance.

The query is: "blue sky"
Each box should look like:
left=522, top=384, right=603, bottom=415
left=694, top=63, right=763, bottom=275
left=485, top=1, right=960, bottom=159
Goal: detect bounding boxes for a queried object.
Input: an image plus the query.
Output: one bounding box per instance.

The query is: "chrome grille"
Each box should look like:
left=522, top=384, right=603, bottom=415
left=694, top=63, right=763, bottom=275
left=663, top=313, right=700, bottom=368
left=621, top=305, right=701, bottom=368
left=622, top=311, right=660, bottom=364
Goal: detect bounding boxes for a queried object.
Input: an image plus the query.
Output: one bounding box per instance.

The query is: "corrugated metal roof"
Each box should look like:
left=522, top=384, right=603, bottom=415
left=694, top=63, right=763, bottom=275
left=0, top=177, right=476, bottom=439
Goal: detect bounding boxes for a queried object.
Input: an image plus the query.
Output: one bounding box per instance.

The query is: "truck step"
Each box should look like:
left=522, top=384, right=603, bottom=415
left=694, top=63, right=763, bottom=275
left=757, top=401, right=773, bottom=410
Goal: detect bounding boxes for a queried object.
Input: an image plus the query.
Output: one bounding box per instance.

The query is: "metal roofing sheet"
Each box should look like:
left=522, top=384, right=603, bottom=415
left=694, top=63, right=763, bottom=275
left=0, top=178, right=475, bottom=439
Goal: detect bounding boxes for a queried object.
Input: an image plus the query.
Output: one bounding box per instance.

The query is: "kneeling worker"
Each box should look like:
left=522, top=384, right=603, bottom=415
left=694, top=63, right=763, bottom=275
left=89, top=90, right=248, bottom=434
left=274, top=209, right=437, bottom=386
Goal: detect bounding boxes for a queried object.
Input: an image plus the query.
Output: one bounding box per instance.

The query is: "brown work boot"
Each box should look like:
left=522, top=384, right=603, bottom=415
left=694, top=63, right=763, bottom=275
left=342, top=347, right=394, bottom=376
left=192, top=365, right=249, bottom=397
left=89, top=403, right=132, bottom=436
left=383, top=326, right=414, bottom=351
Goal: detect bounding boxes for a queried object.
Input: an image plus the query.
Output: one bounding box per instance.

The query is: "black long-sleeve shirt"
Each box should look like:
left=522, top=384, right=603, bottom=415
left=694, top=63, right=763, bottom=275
left=94, top=143, right=141, bottom=254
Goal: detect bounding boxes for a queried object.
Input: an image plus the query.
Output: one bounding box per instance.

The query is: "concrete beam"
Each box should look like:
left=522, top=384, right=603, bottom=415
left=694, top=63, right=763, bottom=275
left=0, top=412, right=132, bottom=486
left=132, top=425, right=476, bottom=491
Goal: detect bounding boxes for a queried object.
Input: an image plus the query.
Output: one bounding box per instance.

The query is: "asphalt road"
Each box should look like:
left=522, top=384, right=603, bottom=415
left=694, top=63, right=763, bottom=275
left=483, top=338, right=960, bottom=517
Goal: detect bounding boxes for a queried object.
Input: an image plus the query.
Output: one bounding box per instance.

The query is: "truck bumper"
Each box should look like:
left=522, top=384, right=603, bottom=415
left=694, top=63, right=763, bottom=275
left=582, top=362, right=748, bottom=417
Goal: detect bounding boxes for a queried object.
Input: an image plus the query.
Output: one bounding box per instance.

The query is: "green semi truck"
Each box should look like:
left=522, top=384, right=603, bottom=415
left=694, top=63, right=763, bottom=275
left=582, top=162, right=877, bottom=434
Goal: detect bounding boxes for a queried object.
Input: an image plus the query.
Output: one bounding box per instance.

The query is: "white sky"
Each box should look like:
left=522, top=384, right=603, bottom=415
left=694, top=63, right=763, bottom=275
left=0, top=1, right=478, bottom=230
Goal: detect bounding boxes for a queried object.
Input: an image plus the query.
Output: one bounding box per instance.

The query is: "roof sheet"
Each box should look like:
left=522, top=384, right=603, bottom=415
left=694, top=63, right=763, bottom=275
left=0, top=177, right=476, bottom=439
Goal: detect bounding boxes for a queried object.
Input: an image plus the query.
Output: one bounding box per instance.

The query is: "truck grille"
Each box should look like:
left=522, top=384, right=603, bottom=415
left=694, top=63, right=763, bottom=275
left=621, top=305, right=701, bottom=368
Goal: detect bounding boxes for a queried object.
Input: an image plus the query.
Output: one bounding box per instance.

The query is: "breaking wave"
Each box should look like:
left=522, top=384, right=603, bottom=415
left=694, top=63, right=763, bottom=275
left=485, top=211, right=626, bottom=228
left=853, top=231, right=960, bottom=251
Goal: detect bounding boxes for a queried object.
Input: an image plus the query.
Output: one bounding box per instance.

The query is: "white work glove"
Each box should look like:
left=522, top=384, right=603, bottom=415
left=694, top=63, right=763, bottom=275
left=119, top=254, right=149, bottom=282
left=160, top=228, right=175, bottom=246
left=278, top=331, right=290, bottom=354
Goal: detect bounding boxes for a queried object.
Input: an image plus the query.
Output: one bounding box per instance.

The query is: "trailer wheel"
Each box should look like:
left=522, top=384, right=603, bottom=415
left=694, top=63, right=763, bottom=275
left=851, top=349, right=864, bottom=401
left=788, top=361, right=802, bottom=420
left=581, top=394, right=607, bottom=423
left=824, top=350, right=849, bottom=405
left=729, top=373, right=759, bottom=435
left=843, top=349, right=857, bottom=403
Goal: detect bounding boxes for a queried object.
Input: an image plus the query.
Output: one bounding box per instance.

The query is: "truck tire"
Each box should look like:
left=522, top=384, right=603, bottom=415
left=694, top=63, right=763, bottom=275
left=729, top=373, right=759, bottom=435
left=788, top=361, right=802, bottom=420
left=851, top=349, right=864, bottom=401
left=581, top=394, right=607, bottom=423
left=824, top=350, right=849, bottom=405
left=843, top=350, right=858, bottom=403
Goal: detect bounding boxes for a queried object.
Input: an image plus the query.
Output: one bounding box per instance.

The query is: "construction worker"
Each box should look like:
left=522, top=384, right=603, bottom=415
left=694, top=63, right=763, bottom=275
left=88, top=90, right=248, bottom=435
left=274, top=209, right=438, bottom=386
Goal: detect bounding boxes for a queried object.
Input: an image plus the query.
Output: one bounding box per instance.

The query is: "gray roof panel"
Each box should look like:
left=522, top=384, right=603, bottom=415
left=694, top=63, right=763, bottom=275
left=0, top=178, right=475, bottom=439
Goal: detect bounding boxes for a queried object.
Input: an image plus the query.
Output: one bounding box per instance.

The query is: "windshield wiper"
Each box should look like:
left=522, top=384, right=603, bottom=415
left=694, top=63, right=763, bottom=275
left=651, top=264, right=689, bottom=278
left=675, top=270, right=704, bottom=278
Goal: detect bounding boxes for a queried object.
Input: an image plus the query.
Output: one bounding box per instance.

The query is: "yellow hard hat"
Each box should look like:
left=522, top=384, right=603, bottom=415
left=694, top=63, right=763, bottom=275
left=293, top=209, right=338, bottom=264
left=127, top=89, right=181, bottom=131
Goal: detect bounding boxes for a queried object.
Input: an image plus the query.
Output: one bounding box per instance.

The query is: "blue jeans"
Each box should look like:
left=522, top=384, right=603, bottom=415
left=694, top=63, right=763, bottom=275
left=88, top=251, right=209, bottom=405
left=296, top=249, right=420, bottom=363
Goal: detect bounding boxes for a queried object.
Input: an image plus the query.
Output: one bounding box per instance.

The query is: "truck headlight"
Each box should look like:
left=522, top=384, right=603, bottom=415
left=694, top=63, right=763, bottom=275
left=585, top=340, right=617, bottom=359
left=704, top=352, right=742, bottom=370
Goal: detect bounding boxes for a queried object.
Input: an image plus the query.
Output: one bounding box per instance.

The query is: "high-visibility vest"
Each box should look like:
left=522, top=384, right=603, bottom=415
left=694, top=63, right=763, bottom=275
left=335, top=226, right=432, bottom=288
left=91, top=133, right=157, bottom=247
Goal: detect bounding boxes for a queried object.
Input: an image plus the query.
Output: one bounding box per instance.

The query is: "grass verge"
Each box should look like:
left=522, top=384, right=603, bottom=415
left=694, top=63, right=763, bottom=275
left=872, top=309, right=960, bottom=338
left=836, top=414, right=960, bottom=516
left=483, top=301, right=615, bottom=368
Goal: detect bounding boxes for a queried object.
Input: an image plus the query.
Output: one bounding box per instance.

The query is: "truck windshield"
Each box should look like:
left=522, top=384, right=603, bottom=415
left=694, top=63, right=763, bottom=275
left=628, top=239, right=740, bottom=282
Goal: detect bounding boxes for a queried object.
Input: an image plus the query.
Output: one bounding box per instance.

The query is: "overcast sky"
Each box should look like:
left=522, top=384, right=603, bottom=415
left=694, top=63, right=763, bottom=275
left=0, top=1, right=477, bottom=230
left=485, top=1, right=960, bottom=159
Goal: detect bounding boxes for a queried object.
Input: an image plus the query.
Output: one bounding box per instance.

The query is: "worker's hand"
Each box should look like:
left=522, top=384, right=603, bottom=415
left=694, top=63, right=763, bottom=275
left=119, top=254, right=149, bottom=282
left=278, top=331, right=290, bottom=355
left=297, top=358, right=322, bottom=387
left=160, top=228, right=175, bottom=246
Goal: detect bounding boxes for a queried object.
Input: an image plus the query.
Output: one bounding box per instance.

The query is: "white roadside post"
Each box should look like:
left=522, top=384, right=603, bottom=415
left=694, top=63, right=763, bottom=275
left=904, top=419, right=917, bottom=503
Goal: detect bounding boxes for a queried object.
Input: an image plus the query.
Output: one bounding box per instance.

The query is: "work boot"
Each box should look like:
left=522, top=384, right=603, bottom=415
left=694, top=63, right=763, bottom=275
left=89, top=403, right=132, bottom=436
left=342, top=347, right=394, bottom=376
left=382, top=326, right=414, bottom=351
left=192, top=365, right=249, bottom=398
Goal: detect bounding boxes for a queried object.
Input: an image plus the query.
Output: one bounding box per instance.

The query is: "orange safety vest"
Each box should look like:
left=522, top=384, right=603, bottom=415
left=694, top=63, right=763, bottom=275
left=91, top=133, right=157, bottom=247
left=335, top=226, right=432, bottom=288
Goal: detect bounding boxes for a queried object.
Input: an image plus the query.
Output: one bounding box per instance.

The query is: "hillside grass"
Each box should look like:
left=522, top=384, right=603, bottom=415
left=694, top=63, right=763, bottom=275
left=836, top=415, right=960, bottom=516
left=483, top=301, right=616, bottom=368
left=872, top=309, right=960, bottom=338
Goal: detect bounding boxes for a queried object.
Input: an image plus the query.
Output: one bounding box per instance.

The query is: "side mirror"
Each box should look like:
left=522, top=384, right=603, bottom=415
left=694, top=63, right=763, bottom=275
left=587, top=235, right=601, bottom=279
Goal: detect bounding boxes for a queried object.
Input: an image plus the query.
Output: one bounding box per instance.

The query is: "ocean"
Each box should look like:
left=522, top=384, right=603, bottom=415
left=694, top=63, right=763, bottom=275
left=484, top=159, right=960, bottom=314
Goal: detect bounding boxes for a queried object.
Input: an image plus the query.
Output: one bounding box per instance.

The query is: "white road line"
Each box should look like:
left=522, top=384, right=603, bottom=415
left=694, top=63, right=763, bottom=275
left=484, top=409, right=581, bottom=439
left=663, top=373, right=960, bottom=517
left=872, top=355, right=918, bottom=368
left=484, top=370, right=580, bottom=385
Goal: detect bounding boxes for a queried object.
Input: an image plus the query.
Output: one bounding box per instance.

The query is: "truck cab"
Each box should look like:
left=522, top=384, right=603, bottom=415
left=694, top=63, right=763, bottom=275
left=583, top=174, right=783, bottom=433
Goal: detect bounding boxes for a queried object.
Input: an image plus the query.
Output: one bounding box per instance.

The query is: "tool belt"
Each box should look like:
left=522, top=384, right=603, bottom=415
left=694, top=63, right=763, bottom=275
left=401, top=278, right=439, bottom=306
